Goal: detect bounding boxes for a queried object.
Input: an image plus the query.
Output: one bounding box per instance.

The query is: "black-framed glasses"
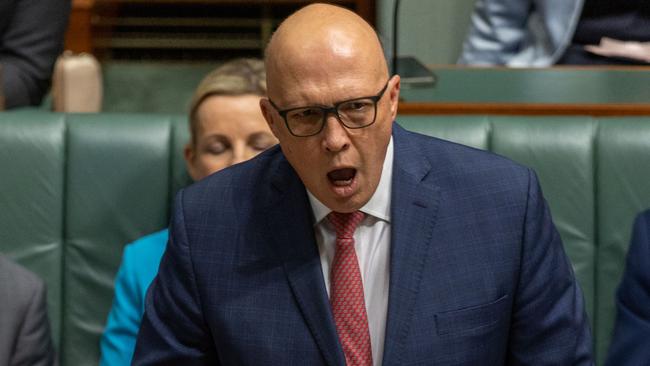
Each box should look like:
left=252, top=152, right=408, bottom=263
left=268, top=81, right=390, bottom=137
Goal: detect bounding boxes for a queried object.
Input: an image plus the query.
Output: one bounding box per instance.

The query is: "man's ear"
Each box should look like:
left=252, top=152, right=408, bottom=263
left=260, top=98, right=281, bottom=139
left=183, top=143, right=199, bottom=182
left=388, top=75, right=401, bottom=120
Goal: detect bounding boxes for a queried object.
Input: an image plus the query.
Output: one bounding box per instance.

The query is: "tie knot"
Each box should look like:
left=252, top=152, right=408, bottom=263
left=328, top=211, right=365, bottom=239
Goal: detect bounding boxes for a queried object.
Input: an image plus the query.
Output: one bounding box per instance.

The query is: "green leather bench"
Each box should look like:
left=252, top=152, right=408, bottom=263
left=1, top=111, right=649, bottom=365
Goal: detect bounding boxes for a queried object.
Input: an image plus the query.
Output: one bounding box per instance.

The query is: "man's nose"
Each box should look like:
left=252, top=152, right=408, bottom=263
left=321, top=113, right=350, bottom=152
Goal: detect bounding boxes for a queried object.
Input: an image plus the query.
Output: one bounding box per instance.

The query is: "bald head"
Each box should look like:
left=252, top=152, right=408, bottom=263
left=265, top=4, right=388, bottom=101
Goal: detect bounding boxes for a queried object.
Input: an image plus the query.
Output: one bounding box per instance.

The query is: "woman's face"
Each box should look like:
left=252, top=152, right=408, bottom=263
left=185, top=94, right=277, bottom=181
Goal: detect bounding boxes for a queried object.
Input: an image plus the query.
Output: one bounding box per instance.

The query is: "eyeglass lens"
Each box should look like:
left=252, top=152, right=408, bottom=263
left=287, top=97, right=377, bottom=136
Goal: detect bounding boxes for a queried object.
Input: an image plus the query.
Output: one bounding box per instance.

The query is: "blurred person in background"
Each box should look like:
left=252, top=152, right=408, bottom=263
left=606, top=209, right=650, bottom=365
left=459, top=0, right=650, bottom=66
left=0, top=0, right=70, bottom=109
left=0, top=255, right=57, bottom=366
left=99, top=58, right=278, bottom=365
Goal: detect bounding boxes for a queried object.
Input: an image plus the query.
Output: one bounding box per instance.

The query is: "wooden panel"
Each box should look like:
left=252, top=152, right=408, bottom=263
left=64, top=0, right=95, bottom=53
left=64, top=0, right=375, bottom=60
left=398, top=102, right=650, bottom=116
left=354, top=0, right=375, bottom=26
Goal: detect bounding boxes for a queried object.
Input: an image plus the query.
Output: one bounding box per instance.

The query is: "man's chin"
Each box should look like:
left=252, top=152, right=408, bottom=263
left=324, top=192, right=370, bottom=213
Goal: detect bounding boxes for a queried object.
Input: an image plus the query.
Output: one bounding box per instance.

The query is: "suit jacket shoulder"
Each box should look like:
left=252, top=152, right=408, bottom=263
left=0, top=256, right=56, bottom=366
left=394, top=124, right=531, bottom=196
left=605, top=210, right=650, bottom=365
left=182, top=144, right=289, bottom=207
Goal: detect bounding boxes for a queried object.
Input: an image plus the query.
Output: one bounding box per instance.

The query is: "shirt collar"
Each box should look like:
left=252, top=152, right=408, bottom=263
left=308, top=136, right=393, bottom=224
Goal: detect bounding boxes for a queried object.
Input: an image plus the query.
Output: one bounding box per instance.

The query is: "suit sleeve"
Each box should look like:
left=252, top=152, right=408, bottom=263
left=12, top=274, right=57, bottom=366
left=457, top=0, right=533, bottom=65
left=132, top=190, right=219, bottom=365
left=0, top=0, right=70, bottom=108
left=605, top=211, right=650, bottom=366
left=507, top=169, right=593, bottom=365
left=100, top=246, right=145, bottom=366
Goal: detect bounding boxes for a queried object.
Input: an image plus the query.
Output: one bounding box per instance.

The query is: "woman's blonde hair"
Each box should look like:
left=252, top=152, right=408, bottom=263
left=188, top=58, right=266, bottom=145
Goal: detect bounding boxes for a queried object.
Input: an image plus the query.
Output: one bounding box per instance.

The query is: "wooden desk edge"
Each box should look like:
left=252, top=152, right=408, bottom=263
left=398, top=102, right=650, bottom=116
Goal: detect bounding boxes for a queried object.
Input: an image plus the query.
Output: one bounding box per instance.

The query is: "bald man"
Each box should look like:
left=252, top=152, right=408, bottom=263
left=133, top=4, right=593, bottom=365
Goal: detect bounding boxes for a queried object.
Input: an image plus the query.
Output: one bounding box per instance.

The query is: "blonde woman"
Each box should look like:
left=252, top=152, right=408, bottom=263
left=100, top=59, right=277, bottom=365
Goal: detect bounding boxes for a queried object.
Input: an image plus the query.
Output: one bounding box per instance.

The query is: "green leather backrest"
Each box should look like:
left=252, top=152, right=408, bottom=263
left=1, top=111, right=649, bottom=365
left=0, top=111, right=66, bottom=350
left=595, top=118, right=650, bottom=364
left=63, top=115, right=175, bottom=365
left=0, top=111, right=191, bottom=366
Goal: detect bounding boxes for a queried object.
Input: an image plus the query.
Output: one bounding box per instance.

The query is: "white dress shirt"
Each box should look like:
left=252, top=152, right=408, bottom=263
left=307, top=137, right=393, bottom=366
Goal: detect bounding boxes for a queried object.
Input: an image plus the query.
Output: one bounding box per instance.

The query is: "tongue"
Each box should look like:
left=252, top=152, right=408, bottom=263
left=328, top=168, right=356, bottom=183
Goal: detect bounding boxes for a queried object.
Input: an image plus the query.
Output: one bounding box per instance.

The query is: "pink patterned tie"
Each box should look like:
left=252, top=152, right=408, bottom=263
left=328, top=211, right=372, bottom=366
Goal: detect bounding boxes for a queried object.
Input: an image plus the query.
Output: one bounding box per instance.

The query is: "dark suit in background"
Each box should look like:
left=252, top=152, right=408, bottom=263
left=0, top=255, right=56, bottom=366
left=0, top=0, right=70, bottom=109
left=133, top=124, right=593, bottom=365
left=606, top=210, right=650, bottom=365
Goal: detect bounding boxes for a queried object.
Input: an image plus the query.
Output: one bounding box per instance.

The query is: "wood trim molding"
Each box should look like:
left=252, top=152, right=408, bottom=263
left=398, top=102, right=650, bottom=116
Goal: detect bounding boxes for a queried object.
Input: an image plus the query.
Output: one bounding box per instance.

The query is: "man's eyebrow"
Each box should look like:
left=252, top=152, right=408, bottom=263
left=282, top=92, right=377, bottom=110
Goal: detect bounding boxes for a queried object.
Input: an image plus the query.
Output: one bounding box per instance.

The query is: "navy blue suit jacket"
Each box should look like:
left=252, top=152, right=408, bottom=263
left=606, top=210, right=650, bottom=365
left=133, top=124, right=592, bottom=365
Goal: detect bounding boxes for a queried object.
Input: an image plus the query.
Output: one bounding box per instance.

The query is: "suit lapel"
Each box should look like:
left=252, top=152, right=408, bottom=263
left=382, top=125, right=441, bottom=365
left=262, top=157, right=345, bottom=366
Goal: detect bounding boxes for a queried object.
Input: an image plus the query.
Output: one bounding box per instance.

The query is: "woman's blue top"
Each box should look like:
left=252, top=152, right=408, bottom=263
left=99, top=229, right=168, bottom=365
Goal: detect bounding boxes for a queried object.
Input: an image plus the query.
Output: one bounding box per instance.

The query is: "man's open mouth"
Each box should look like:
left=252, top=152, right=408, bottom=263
left=327, top=168, right=357, bottom=186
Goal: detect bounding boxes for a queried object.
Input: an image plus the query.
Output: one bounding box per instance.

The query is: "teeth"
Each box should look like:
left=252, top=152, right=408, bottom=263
left=331, top=178, right=353, bottom=186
